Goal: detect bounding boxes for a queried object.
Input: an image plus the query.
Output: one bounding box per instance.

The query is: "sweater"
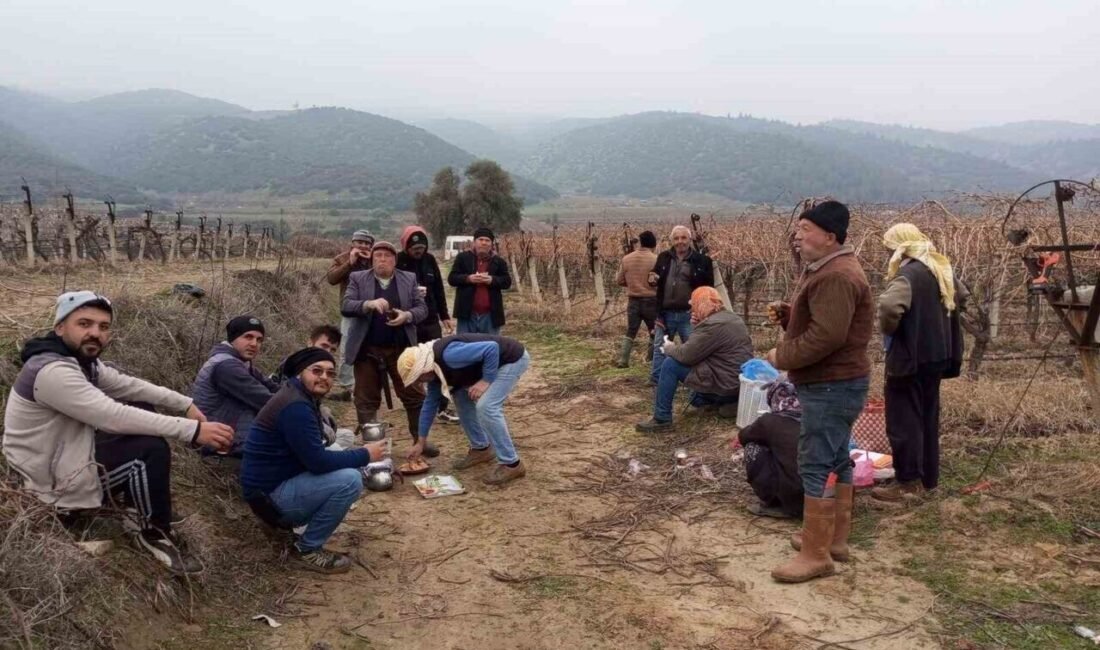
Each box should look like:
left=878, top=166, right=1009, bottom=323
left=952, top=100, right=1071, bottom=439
left=4, top=333, right=197, bottom=510
left=241, top=379, right=370, bottom=496
left=664, top=311, right=753, bottom=395
left=775, top=246, right=873, bottom=385
left=616, top=249, right=659, bottom=298
left=341, top=269, right=427, bottom=361
left=448, top=251, right=512, bottom=327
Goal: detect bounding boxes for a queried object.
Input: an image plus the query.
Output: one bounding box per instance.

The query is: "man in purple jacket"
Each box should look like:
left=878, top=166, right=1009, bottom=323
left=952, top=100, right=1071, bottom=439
left=191, top=315, right=279, bottom=454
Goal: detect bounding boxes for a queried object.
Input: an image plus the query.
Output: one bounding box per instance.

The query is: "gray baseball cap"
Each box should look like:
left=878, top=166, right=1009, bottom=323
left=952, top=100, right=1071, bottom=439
left=54, top=291, right=113, bottom=325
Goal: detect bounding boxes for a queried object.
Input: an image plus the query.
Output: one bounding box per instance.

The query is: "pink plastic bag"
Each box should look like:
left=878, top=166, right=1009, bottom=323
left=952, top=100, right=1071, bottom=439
left=852, top=452, right=875, bottom=488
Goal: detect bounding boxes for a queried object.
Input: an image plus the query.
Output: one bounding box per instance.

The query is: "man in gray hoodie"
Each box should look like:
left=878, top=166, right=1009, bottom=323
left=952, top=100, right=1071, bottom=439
left=191, top=315, right=279, bottom=454
left=3, top=291, right=234, bottom=574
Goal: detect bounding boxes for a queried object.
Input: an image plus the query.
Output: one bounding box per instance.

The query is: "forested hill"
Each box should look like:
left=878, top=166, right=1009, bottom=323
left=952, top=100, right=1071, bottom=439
left=517, top=112, right=1037, bottom=203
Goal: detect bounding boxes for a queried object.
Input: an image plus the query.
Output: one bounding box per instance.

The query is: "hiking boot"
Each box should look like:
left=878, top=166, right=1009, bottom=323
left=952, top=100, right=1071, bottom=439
left=483, top=461, right=527, bottom=486
left=437, top=409, right=460, bottom=424
left=791, top=483, right=854, bottom=561
left=747, top=500, right=794, bottom=519
left=136, top=529, right=204, bottom=575
left=613, top=337, right=633, bottom=368
left=871, top=480, right=925, bottom=503
left=771, top=495, right=836, bottom=583
left=635, top=418, right=673, bottom=433
left=290, top=545, right=352, bottom=574
left=452, top=446, right=495, bottom=470
left=686, top=403, right=718, bottom=416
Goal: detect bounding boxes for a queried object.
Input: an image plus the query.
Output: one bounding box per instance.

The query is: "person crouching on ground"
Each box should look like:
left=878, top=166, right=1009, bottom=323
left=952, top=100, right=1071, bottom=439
left=765, top=201, right=873, bottom=584
left=241, top=347, right=388, bottom=574
left=191, top=315, right=278, bottom=455
left=3, top=291, right=234, bottom=574
left=270, top=324, right=357, bottom=450
left=397, top=335, right=530, bottom=486
left=872, top=223, right=967, bottom=504
left=636, top=287, right=753, bottom=432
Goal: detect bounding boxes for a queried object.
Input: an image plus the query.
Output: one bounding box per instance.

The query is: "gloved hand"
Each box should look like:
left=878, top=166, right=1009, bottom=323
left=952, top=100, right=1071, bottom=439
left=659, top=335, right=673, bottom=354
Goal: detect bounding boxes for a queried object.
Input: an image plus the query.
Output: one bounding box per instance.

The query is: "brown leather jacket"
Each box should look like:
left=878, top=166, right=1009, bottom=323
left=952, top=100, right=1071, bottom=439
left=326, top=251, right=372, bottom=296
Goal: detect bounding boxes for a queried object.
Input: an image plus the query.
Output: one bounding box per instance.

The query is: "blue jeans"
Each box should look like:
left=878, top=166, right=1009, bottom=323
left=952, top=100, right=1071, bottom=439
left=451, top=351, right=529, bottom=464
left=338, top=316, right=355, bottom=388
left=270, top=468, right=364, bottom=552
left=457, top=313, right=499, bottom=335
left=650, top=310, right=692, bottom=383
left=654, top=358, right=737, bottom=422
left=796, top=377, right=869, bottom=497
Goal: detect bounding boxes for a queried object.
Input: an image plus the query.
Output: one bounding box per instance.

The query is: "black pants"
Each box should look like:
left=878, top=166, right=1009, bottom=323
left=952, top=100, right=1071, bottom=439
left=626, top=297, right=658, bottom=339
left=885, top=370, right=943, bottom=489
left=417, top=320, right=450, bottom=414
left=95, top=432, right=174, bottom=532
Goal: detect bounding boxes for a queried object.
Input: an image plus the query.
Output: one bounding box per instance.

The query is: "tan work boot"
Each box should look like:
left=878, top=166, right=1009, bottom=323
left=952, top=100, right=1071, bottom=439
left=483, top=460, right=527, bottom=486
left=871, top=480, right=925, bottom=503
left=791, top=483, right=854, bottom=561
left=452, top=446, right=495, bottom=470
left=772, top=495, right=836, bottom=583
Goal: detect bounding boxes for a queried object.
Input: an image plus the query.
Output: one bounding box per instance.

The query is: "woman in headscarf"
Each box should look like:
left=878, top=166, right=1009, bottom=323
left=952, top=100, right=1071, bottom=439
left=872, top=223, right=968, bottom=503
left=635, top=286, right=754, bottom=432
left=397, top=334, right=530, bottom=486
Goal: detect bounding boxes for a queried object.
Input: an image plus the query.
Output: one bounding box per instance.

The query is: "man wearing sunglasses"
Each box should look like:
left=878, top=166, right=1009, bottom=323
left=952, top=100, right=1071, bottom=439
left=242, top=347, right=388, bottom=574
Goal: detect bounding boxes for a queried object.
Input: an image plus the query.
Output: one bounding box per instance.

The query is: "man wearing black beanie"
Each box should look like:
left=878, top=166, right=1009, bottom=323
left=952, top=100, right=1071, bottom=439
left=448, top=226, right=512, bottom=334
left=192, top=315, right=279, bottom=454
left=614, top=230, right=659, bottom=367
left=764, top=200, right=873, bottom=584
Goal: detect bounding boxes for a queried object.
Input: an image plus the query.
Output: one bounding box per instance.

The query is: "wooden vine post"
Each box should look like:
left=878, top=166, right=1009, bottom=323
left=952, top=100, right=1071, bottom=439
left=195, top=216, right=206, bottom=260
left=105, top=200, right=118, bottom=266
left=587, top=222, right=607, bottom=306
left=62, top=191, right=79, bottom=264
left=20, top=181, right=35, bottom=267
left=554, top=225, right=571, bottom=313
left=136, top=209, right=152, bottom=264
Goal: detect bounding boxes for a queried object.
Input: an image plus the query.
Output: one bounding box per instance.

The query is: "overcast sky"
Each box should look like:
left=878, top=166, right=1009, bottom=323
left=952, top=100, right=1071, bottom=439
left=3, top=0, right=1096, bottom=130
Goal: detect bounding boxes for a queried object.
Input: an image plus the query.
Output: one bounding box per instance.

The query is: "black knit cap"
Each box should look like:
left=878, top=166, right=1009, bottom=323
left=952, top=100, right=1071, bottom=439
left=226, top=315, right=265, bottom=343
left=282, top=347, right=336, bottom=379
left=639, top=231, right=657, bottom=248
left=800, top=201, right=850, bottom=245
left=407, top=231, right=429, bottom=249
left=473, top=227, right=495, bottom=241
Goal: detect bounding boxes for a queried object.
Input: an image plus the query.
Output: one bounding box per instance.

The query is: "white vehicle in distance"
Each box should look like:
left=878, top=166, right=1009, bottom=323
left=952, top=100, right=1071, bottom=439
left=443, top=236, right=474, bottom=260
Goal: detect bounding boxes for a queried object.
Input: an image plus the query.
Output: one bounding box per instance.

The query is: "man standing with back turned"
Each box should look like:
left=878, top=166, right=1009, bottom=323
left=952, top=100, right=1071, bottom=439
left=766, top=201, right=872, bottom=584
left=614, top=230, right=659, bottom=368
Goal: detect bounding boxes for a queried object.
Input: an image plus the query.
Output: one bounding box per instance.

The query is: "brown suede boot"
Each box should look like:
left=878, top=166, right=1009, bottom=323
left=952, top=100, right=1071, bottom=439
left=871, top=480, right=925, bottom=503
left=772, top=495, right=836, bottom=583
left=790, top=483, right=854, bottom=562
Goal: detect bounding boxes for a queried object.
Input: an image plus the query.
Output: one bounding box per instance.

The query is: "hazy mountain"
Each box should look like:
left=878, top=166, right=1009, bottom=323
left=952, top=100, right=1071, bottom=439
left=416, top=118, right=528, bottom=169
left=520, top=112, right=1037, bottom=203
left=963, top=120, right=1100, bottom=146
left=0, top=121, right=143, bottom=203
left=102, top=107, right=558, bottom=208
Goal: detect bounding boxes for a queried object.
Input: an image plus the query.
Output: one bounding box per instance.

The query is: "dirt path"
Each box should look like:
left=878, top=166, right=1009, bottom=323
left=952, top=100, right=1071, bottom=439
left=267, top=356, right=940, bottom=649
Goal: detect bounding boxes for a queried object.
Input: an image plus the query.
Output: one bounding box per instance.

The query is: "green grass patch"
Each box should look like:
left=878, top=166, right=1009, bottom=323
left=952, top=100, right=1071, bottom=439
left=523, top=576, right=577, bottom=598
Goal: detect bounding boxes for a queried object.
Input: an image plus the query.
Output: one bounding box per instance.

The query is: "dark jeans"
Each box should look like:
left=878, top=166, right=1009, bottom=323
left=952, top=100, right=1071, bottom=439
left=353, top=345, right=424, bottom=429
left=626, top=297, right=658, bottom=339
left=885, top=370, right=943, bottom=489
left=653, top=357, right=737, bottom=422
left=796, top=377, right=869, bottom=497
left=95, top=432, right=174, bottom=532
left=650, top=309, right=692, bottom=384
left=416, top=320, right=450, bottom=414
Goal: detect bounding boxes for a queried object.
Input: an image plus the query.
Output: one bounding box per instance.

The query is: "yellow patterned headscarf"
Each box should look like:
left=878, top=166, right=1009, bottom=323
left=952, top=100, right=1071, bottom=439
left=397, top=342, right=451, bottom=398
left=884, top=223, right=956, bottom=312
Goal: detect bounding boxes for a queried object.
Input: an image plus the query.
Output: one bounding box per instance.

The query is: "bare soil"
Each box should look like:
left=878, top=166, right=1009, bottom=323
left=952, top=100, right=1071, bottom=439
left=266, top=360, right=939, bottom=650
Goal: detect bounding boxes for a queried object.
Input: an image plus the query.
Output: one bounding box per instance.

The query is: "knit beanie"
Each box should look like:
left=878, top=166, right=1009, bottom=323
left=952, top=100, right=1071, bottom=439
left=407, top=230, right=429, bottom=249
left=473, top=227, right=495, bottom=241
left=371, top=241, right=398, bottom=256
left=639, top=231, right=657, bottom=249
left=226, top=315, right=265, bottom=342
left=282, top=347, right=336, bottom=379
left=800, top=201, right=850, bottom=245
left=352, top=230, right=375, bottom=243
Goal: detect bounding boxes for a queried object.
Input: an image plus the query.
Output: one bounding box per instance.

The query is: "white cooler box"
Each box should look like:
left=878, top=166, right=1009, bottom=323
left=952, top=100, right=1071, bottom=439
left=736, top=374, right=771, bottom=429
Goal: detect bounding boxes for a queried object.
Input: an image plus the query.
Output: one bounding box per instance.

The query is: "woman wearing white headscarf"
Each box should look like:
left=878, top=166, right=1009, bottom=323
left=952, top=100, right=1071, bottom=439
left=873, top=224, right=968, bottom=504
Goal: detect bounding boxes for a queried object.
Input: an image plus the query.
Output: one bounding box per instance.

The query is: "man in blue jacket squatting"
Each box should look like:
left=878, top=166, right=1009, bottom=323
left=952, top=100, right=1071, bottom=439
left=397, top=334, right=529, bottom=486
left=241, top=347, right=388, bottom=574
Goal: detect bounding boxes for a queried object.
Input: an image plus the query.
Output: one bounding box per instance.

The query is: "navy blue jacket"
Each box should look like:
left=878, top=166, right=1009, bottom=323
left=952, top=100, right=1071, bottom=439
left=240, top=379, right=369, bottom=496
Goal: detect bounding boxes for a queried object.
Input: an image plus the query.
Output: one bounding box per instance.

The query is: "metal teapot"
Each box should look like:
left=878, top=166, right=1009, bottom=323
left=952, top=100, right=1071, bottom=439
left=359, top=421, right=389, bottom=442
left=363, top=458, right=396, bottom=492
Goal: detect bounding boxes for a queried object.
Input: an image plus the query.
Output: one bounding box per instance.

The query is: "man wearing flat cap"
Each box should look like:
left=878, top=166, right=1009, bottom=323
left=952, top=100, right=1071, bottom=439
left=448, top=227, right=512, bottom=335
left=342, top=240, right=432, bottom=454
left=326, top=229, right=375, bottom=396
left=191, top=315, right=279, bottom=454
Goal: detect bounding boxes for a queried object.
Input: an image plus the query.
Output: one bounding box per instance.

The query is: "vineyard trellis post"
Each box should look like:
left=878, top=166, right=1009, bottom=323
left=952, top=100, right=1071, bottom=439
left=196, top=216, right=206, bottom=260
left=553, top=225, right=571, bottom=313
left=62, top=191, right=78, bottom=264
left=587, top=222, right=607, bottom=307
left=105, top=199, right=118, bottom=266
left=20, top=180, right=35, bottom=267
